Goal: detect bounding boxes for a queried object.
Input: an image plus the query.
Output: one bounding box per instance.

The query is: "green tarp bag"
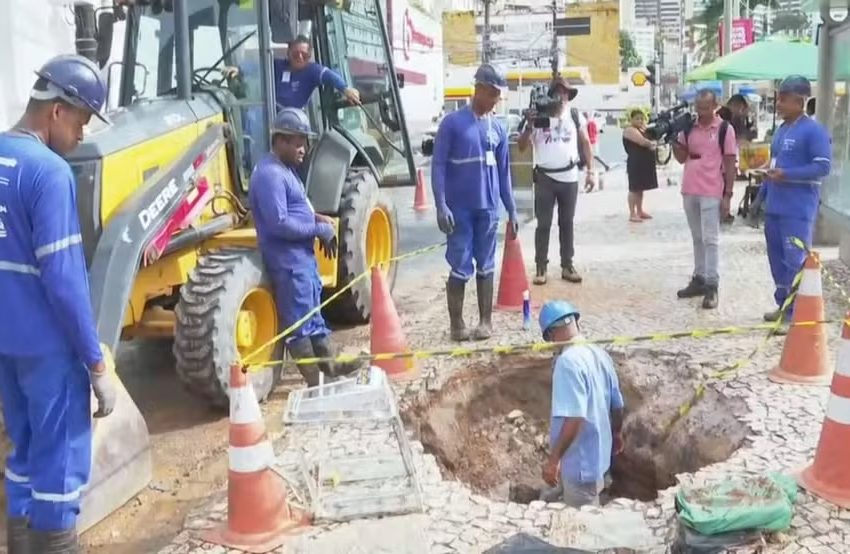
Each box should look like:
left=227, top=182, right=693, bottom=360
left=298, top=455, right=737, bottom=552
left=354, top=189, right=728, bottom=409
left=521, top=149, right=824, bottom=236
left=675, top=473, right=798, bottom=536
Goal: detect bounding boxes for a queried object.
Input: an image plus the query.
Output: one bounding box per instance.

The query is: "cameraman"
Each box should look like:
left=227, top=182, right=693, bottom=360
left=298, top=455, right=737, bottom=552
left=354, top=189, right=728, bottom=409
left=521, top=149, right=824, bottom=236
left=518, top=78, right=595, bottom=285
left=672, top=90, right=738, bottom=310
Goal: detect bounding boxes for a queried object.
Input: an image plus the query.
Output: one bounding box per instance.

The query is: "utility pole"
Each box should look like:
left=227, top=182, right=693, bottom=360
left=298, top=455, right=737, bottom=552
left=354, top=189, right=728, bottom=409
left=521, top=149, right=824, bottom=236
left=550, top=0, right=559, bottom=78
left=654, top=0, right=662, bottom=109
left=722, top=0, right=733, bottom=100
left=482, top=0, right=492, bottom=64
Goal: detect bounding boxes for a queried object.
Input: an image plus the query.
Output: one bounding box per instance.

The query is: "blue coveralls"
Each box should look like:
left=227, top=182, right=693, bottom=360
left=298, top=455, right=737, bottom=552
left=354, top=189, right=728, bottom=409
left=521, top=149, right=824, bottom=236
left=0, top=132, right=102, bottom=531
left=249, top=153, right=330, bottom=342
left=431, top=107, right=517, bottom=281
left=762, top=115, right=831, bottom=313
left=273, top=59, right=347, bottom=110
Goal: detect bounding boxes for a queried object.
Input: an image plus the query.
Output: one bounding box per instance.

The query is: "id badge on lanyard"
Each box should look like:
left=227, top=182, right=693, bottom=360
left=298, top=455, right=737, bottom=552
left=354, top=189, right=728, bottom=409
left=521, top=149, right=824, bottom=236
left=485, top=117, right=497, bottom=166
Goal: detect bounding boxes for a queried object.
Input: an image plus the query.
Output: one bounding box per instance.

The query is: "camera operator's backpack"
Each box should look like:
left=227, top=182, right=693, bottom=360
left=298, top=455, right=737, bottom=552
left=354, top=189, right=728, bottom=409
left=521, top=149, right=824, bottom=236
left=570, top=108, right=587, bottom=169
left=683, top=119, right=730, bottom=156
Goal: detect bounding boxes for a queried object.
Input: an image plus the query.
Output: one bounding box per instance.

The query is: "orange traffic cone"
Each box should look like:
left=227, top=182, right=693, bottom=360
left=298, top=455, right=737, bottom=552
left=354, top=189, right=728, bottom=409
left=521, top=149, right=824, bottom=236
left=768, top=251, right=832, bottom=386
left=797, top=314, right=850, bottom=508
left=201, top=364, right=309, bottom=553
left=370, top=266, right=418, bottom=380
left=413, top=168, right=429, bottom=212
left=495, top=223, right=531, bottom=311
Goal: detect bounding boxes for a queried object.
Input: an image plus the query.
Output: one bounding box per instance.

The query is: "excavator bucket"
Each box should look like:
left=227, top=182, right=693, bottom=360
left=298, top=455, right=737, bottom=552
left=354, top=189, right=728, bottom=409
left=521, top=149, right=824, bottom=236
left=78, top=348, right=152, bottom=532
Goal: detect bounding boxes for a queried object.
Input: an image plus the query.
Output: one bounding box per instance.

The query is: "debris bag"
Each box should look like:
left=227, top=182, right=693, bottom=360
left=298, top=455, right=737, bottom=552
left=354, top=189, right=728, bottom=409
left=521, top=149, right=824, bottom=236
left=482, top=533, right=593, bottom=554
left=675, top=473, right=798, bottom=536
left=671, top=520, right=767, bottom=554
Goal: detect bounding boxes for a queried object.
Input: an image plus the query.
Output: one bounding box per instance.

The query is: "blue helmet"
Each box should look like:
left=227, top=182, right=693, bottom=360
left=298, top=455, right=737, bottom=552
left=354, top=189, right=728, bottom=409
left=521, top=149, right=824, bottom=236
left=778, top=75, right=812, bottom=98
left=272, top=107, right=316, bottom=138
left=539, top=300, right=580, bottom=335
left=32, top=55, right=108, bottom=123
left=474, top=63, right=508, bottom=93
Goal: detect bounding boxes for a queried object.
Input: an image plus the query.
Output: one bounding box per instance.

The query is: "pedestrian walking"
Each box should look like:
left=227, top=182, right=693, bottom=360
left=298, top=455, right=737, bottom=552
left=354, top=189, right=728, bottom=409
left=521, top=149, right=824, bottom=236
left=431, top=63, right=519, bottom=342
left=538, top=300, right=625, bottom=508
left=517, top=77, right=595, bottom=285
left=672, top=90, right=738, bottom=310
left=249, top=107, right=359, bottom=386
left=0, top=54, right=117, bottom=553
left=760, top=76, right=831, bottom=323
left=622, top=108, right=658, bottom=222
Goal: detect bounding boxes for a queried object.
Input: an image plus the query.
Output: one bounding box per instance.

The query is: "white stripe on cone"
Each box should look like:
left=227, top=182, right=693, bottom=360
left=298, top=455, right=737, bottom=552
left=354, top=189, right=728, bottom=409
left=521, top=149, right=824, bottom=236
left=837, top=340, right=850, bottom=378
left=230, top=384, right=262, bottom=425
left=798, top=268, right=823, bottom=296
left=825, top=394, right=850, bottom=426
left=229, top=441, right=275, bottom=473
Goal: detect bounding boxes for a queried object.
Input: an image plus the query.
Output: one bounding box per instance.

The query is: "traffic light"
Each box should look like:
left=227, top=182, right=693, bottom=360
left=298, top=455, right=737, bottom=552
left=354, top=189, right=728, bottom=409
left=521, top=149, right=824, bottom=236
left=646, top=64, right=657, bottom=85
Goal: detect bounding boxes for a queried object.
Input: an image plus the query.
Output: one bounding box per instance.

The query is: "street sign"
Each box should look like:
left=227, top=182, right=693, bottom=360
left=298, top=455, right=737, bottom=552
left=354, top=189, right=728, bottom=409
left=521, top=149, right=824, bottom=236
left=554, top=16, right=591, bottom=37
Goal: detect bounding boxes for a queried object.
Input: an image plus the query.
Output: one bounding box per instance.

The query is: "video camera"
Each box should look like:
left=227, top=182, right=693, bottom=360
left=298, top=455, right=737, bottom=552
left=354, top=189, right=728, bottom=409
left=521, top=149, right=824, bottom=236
left=524, top=84, right=562, bottom=129
left=645, top=102, right=693, bottom=143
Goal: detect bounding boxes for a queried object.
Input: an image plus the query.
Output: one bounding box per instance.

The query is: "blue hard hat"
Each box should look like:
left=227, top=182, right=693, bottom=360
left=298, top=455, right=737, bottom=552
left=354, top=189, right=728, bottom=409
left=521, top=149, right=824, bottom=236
left=474, top=64, right=508, bottom=93
left=539, top=300, right=581, bottom=335
left=32, top=55, right=108, bottom=123
left=778, top=75, right=812, bottom=97
left=272, top=107, right=315, bottom=138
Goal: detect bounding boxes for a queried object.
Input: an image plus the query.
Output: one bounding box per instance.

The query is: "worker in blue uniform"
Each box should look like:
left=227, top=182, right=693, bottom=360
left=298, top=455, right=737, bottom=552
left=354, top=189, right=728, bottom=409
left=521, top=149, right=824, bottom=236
left=761, top=76, right=832, bottom=322
left=431, top=64, right=519, bottom=342
left=249, top=107, right=358, bottom=386
left=273, top=35, right=360, bottom=109
left=0, top=54, right=116, bottom=553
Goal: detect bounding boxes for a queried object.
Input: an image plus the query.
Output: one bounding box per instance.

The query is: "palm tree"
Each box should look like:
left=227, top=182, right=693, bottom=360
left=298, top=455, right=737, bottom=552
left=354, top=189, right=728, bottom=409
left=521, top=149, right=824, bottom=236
left=690, top=0, right=778, bottom=64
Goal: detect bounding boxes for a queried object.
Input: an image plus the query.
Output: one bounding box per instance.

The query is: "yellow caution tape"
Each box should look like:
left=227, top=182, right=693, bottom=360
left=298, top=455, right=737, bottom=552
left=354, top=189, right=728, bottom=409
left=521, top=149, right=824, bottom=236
left=241, top=241, right=446, bottom=364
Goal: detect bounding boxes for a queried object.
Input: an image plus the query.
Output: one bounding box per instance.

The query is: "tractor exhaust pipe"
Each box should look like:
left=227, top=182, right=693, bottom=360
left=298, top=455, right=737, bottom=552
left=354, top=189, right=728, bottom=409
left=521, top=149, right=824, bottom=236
left=73, top=2, right=98, bottom=63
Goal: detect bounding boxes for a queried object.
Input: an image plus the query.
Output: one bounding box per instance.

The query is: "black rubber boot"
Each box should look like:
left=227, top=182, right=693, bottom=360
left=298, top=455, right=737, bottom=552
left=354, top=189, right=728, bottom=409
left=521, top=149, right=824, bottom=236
left=677, top=275, right=706, bottom=299
left=472, top=276, right=494, bottom=341
left=7, top=517, right=29, bottom=554
left=287, top=337, right=324, bottom=387
left=702, top=285, right=718, bottom=310
left=446, top=277, right=470, bottom=342
left=29, top=528, right=79, bottom=554
left=311, top=335, right=361, bottom=378
left=533, top=264, right=547, bottom=285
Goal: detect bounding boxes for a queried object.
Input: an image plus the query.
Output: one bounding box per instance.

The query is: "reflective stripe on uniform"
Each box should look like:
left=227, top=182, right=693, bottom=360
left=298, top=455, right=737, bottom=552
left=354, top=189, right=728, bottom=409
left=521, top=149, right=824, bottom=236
left=448, top=157, right=485, bottom=165
left=31, top=486, right=84, bottom=503
left=0, top=261, right=40, bottom=275
left=35, top=234, right=82, bottom=259
left=4, top=468, right=29, bottom=483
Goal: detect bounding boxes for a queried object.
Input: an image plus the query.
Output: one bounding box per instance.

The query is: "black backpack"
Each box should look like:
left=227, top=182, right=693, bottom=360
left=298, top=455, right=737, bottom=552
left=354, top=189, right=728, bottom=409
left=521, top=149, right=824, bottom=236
left=684, top=119, right=730, bottom=155
left=570, top=107, right=587, bottom=169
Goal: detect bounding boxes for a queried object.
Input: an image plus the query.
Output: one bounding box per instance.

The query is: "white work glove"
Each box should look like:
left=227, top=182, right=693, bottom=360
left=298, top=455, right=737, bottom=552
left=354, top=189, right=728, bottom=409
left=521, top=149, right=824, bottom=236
left=91, top=344, right=118, bottom=418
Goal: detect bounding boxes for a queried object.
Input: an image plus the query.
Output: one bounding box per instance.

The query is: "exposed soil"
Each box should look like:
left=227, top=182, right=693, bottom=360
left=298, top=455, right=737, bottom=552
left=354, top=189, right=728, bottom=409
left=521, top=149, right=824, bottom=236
left=404, top=348, right=750, bottom=504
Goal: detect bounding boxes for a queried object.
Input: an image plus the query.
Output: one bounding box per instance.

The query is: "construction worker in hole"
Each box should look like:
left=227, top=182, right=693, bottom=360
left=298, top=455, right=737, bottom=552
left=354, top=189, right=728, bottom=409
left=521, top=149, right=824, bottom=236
left=759, top=76, right=831, bottom=324
left=248, top=107, right=360, bottom=387
left=431, top=63, right=519, bottom=342
left=538, top=300, right=625, bottom=508
left=0, top=54, right=117, bottom=553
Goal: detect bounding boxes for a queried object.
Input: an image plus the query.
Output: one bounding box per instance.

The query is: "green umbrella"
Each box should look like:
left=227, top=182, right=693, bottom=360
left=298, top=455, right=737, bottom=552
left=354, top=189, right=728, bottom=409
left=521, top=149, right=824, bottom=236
left=686, top=39, right=817, bottom=82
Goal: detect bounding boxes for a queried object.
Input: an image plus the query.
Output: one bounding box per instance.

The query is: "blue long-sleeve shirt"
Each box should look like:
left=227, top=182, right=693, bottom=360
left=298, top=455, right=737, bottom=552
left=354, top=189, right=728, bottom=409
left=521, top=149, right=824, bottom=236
left=249, top=153, right=328, bottom=270
left=0, top=133, right=102, bottom=367
left=763, top=115, right=831, bottom=220
left=430, top=107, right=517, bottom=217
left=273, top=59, right=348, bottom=110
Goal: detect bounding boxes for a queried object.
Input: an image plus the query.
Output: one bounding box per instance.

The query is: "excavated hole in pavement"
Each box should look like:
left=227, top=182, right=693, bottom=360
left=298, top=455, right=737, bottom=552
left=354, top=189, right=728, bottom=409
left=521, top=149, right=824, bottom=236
left=403, top=349, right=750, bottom=504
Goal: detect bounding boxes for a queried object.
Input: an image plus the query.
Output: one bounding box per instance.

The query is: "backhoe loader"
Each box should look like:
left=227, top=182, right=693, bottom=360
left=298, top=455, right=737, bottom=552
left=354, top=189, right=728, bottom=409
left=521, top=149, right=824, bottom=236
left=59, top=0, right=416, bottom=533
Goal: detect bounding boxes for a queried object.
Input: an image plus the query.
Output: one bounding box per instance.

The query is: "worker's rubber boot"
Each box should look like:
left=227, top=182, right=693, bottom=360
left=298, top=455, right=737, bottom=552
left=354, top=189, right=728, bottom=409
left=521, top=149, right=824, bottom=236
left=7, top=517, right=29, bottom=554
left=446, top=277, right=470, bottom=342
left=677, top=275, right=706, bottom=299
left=561, top=264, right=583, bottom=283
left=533, top=264, right=547, bottom=285
left=472, top=276, right=494, bottom=341
left=311, top=335, right=361, bottom=378
left=29, top=528, right=79, bottom=554
left=702, top=285, right=718, bottom=310
left=287, top=337, right=324, bottom=387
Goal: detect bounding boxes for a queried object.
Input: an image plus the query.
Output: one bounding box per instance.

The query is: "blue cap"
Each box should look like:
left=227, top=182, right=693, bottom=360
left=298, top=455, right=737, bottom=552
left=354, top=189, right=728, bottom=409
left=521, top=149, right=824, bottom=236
left=539, top=300, right=580, bottom=336
left=272, top=107, right=316, bottom=138
left=474, top=64, right=508, bottom=94
left=778, top=75, right=812, bottom=97
left=32, top=54, right=109, bottom=123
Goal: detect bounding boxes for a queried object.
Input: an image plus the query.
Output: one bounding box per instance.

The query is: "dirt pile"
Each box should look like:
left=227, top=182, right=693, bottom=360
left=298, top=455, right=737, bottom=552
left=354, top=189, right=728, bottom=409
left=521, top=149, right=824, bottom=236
left=403, top=348, right=750, bottom=503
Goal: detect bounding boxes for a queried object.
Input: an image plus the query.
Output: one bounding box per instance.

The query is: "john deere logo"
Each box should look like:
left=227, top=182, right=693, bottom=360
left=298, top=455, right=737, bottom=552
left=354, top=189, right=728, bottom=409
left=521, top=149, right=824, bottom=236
left=631, top=72, right=648, bottom=87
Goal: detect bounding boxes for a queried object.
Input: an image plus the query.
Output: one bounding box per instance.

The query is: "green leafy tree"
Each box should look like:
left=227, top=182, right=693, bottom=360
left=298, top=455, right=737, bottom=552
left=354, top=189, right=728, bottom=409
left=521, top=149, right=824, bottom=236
left=771, top=10, right=810, bottom=37
left=619, top=30, right=642, bottom=71
left=691, top=0, right=778, bottom=64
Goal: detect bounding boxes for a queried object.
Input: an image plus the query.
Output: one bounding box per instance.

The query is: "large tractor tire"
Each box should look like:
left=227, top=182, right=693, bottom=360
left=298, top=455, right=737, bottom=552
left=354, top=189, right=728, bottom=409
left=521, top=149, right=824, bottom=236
left=325, top=168, right=399, bottom=324
left=174, top=248, right=283, bottom=408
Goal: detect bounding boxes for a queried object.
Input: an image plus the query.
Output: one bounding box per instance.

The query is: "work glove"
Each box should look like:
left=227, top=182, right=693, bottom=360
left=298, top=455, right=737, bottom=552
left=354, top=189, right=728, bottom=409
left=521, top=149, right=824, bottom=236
left=316, top=223, right=338, bottom=258
left=507, top=215, right=519, bottom=240
left=437, top=206, right=455, bottom=235
left=91, top=344, right=118, bottom=418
